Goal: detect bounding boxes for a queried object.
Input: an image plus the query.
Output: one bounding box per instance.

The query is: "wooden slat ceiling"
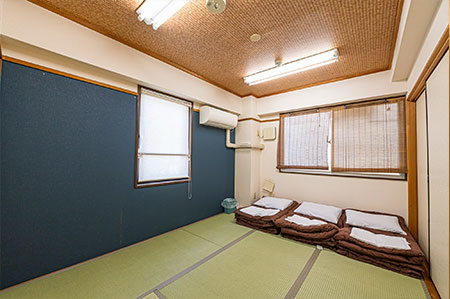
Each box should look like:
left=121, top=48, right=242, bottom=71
left=28, top=0, right=403, bottom=98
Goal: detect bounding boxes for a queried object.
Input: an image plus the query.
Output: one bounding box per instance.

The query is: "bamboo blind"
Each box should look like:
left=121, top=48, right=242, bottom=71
left=332, top=98, right=407, bottom=173
left=278, top=98, right=407, bottom=173
left=278, top=109, right=331, bottom=170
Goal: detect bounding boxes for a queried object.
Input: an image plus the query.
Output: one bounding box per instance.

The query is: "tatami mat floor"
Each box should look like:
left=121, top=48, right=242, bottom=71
left=0, top=213, right=429, bottom=299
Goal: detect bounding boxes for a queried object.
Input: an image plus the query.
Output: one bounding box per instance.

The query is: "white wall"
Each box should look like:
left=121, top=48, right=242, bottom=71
left=234, top=96, right=262, bottom=206
left=0, top=0, right=242, bottom=114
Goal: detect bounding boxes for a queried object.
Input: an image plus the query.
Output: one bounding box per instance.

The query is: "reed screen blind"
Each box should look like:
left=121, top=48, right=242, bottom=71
left=277, top=98, right=407, bottom=174
left=278, top=109, right=331, bottom=170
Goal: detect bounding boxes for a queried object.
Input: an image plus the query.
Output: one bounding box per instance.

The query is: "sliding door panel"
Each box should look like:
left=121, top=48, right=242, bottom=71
left=426, top=51, right=449, bottom=299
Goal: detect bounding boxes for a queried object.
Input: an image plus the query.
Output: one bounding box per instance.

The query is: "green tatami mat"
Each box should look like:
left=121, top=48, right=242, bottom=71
left=295, top=250, right=427, bottom=299
left=160, top=231, right=316, bottom=299
left=143, top=292, right=160, bottom=299
left=0, top=229, right=220, bottom=299
left=182, top=213, right=251, bottom=246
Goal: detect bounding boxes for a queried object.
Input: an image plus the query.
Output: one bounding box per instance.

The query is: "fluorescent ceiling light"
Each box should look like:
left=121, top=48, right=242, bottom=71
left=137, top=0, right=190, bottom=30
left=243, top=48, right=339, bottom=86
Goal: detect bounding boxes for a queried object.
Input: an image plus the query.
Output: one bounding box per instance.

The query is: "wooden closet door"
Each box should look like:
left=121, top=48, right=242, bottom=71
left=426, top=51, right=449, bottom=299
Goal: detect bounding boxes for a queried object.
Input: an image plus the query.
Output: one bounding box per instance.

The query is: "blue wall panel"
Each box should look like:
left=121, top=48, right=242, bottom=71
left=0, top=61, right=235, bottom=289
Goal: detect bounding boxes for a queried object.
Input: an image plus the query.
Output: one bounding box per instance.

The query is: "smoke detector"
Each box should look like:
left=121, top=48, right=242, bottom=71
left=206, top=0, right=226, bottom=14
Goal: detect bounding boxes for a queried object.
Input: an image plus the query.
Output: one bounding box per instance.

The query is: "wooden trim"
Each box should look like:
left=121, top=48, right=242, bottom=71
left=261, top=118, right=280, bottom=123
left=278, top=165, right=329, bottom=170
left=422, top=261, right=441, bottom=299
left=26, top=0, right=244, bottom=98
left=238, top=117, right=260, bottom=123
left=424, top=276, right=441, bottom=299
left=2, top=56, right=138, bottom=96
left=193, top=108, right=200, bottom=112
left=134, top=86, right=193, bottom=189
left=407, top=26, right=449, bottom=102
left=406, top=101, right=418, bottom=240
left=238, top=117, right=280, bottom=123
left=135, top=178, right=191, bottom=188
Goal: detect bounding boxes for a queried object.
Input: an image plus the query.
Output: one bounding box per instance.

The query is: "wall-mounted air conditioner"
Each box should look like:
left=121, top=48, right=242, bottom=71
left=199, top=106, right=264, bottom=150
left=199, top=106, right=238, bottom=129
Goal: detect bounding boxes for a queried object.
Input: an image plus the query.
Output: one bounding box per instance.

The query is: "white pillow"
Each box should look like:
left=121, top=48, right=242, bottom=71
left=254, top=197, right=293, bottom=210
left=345, top=210, right=406, bottom=235
left=294, top=202, right=342, bottom=224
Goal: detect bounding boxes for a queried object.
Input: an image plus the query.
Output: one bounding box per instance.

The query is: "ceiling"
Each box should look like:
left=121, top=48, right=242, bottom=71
left=28, top=0, right=403, bottom=98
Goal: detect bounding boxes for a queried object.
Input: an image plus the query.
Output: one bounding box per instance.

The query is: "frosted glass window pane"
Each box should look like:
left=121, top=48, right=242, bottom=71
left=139, top=94, right=189, bottom=155
left=138, top=155, right=189, bottom=182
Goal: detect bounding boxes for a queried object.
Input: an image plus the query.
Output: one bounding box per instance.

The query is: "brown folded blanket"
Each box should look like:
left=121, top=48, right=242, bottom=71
left=275, top=211, right=341, bottom=248
left=234, top=201, right=299, bottom=234
left=335, top=247, right=424, bottom=278
left=335, top=227, right=424, bottom=263
left=335, top=208, right=425, bottom=278
left=280, top=228, right=337, bottom=248
left=236, top=218, right=279, bottom=234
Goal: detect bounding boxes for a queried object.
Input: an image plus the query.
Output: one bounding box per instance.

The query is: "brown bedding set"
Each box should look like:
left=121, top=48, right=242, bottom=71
left=275, top=212, right=340, bottom=248
left=335, top=209, right=425, bottom=278
left=234, top=201, right=299, bottom=234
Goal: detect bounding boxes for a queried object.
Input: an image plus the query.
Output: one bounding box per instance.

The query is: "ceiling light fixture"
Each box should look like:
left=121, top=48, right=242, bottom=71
left=243, top=48, right=339, bottom=86
left=137, top=0, right=190, bottom=30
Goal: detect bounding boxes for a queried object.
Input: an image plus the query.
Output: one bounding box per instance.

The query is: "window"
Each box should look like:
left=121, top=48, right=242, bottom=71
left=135, top=87, right=192, bottom=187
left=277, top=97, right=407, bottom=179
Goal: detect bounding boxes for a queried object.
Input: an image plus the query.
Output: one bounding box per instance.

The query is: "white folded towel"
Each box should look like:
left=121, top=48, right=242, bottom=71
left=254, top=197, right=293, bottom=210
left=240, top=206, right=280, bottom=217
left=350, top=227, right=411, bottom=250
left=285, top=215, right=327, bottom=227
